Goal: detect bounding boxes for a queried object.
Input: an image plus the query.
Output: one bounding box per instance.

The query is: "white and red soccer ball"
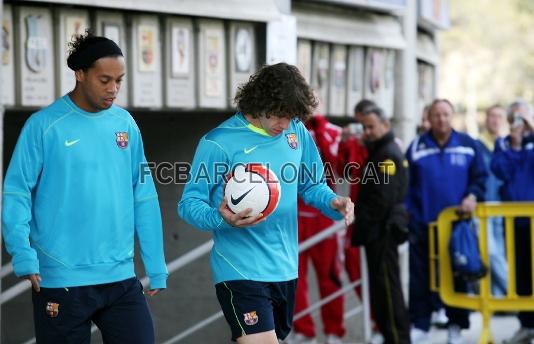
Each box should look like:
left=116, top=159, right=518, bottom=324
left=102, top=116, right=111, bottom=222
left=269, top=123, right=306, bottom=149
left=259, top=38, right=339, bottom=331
left=224, top=164, right=281, bottom=218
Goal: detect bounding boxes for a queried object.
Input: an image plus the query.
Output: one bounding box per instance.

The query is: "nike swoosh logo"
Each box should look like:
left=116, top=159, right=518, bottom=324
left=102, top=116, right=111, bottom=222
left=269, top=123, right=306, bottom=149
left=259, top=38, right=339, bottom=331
left=230, top=187, right=256, bottom=206
left=64, top=139, right=80, bottom=147
left=244, top=146, right=258, bottom=154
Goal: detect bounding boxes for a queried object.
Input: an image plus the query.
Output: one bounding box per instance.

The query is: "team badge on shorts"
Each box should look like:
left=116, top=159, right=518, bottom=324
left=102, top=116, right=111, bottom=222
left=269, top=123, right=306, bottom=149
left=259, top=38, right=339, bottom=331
left=46, top=302, right=59, bottom=317
left=116, top=132, right=129, bottom=149
left=286, top=133, right=298, bottom=149
left=243, top=311, right=258, bottom=325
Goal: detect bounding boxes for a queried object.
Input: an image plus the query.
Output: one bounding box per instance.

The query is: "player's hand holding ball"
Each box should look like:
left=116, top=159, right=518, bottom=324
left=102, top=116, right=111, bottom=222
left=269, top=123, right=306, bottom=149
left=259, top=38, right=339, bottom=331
left=220, top=164, right=281, bottom=228
left=219, top=198, right=265, bottom=227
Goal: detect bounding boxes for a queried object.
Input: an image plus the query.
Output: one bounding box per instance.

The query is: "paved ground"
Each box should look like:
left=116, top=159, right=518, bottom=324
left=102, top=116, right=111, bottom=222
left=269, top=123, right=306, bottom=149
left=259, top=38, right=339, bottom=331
left=306, top=312, right=520, bottom=344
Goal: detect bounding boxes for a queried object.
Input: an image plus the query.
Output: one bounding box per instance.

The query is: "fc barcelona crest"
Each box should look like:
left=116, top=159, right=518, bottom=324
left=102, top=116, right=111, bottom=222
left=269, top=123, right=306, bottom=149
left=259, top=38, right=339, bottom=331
left=46, top=302, right=59, bottom=318
left=286, top=133, right=298, bottom=150
left=243, top=311, right=258, bottom=326
left=116, top=132, right=129, bottom=149
left=25, top=15, right=47, bottom=74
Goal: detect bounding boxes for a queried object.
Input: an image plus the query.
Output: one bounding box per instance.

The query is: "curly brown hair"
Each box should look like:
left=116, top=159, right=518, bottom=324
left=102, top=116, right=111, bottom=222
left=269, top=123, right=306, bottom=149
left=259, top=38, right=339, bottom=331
left=234, top=63, right=318, bottom=121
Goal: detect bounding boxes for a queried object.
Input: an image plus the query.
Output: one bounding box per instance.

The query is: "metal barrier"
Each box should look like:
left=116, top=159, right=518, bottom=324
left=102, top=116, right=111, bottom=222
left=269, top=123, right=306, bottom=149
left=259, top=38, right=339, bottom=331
left=429, top=202, right=534, bottom=344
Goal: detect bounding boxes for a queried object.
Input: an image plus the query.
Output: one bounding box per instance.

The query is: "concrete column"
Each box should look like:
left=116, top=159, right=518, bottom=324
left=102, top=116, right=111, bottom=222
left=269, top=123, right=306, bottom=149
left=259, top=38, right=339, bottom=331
left=395, top=0, right=418, bottom=146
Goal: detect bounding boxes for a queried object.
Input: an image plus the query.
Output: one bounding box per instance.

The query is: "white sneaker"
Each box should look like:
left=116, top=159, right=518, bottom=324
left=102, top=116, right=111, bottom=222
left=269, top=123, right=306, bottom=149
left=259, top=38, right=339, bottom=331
left=285, top=332, right=317, bottom=344
left=325, top=334, right=343, bottom=344
left=369, top=331, right=384, bottom=344
left=431, top=308, right=449, bottom=327
left=410, top=328, right=431, bottom=344
left=447, top=324, right=463, bottom=344
left=503, top=327, right=534, bottom=344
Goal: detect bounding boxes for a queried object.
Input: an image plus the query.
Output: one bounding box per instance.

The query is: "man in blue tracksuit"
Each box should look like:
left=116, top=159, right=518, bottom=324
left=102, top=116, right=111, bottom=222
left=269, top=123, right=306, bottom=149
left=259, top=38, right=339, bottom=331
left=178, top=63, right=354, bottom=344
left=405, top=99, right=487, bottom=344
left=2, top=33, right=167, bottom=343
left=492, top=100, right=534, bottom=344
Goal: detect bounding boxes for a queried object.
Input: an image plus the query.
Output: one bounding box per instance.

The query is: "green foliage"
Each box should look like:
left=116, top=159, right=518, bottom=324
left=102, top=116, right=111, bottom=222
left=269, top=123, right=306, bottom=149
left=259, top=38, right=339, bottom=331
left=440, top=0, right=534, bottom=110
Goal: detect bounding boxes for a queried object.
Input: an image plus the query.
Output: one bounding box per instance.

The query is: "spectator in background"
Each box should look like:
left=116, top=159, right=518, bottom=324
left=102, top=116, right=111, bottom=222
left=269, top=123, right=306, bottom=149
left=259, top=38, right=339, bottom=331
left=289, top=114, right=345, bottom=344
left=337, top=100, right=373, bottom=299
left=492, top=100, right=534, bottom=344
left=416, top=104, right=450, bottom=328
left=406, top=99, right=487, bottom=344
left=417, top=105, right=432, bottom=135
left=352, top=105, right=411, bottom=344
left=479, top=105, right=508, bottom=297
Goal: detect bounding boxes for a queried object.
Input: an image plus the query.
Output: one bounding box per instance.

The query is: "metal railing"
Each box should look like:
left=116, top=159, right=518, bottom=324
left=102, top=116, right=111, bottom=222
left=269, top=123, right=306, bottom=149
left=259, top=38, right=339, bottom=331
left=429, top=202, right=534, bottom=344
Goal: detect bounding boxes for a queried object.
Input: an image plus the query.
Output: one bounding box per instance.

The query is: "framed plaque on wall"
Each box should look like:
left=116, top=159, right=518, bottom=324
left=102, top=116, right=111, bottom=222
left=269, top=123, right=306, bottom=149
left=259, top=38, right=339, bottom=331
left=198, top=19, right=227, bottom=109
left=165, top=17, right=195, bottom=108
left=364, top=48, right=396, bottom=118
left=130, top=15, right=162, bottom=108
left=57, top=9, right=90, bottom=96
left=311, top=42, right=330, bottom=115
left=297, top=40, right=312, bottom=84
left=346, top=46, right=364, bottom=115
left=328, top=44, right=347, bottom=116
left=17, top=6, right=55, bottom=107
left=3, top=5, right=15, bottom=106
left=228, top=22, right=256, bottom=101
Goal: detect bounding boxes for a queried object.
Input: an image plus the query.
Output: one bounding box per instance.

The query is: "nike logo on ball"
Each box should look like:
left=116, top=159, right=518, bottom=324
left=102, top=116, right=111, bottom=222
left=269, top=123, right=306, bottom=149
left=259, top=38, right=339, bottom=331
left=231, top=187, right=256, bottom=205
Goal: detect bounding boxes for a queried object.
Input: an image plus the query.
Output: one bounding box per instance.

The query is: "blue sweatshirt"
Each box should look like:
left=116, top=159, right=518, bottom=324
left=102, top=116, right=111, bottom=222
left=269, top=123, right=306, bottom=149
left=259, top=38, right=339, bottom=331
left=2, top=95, right=168, bottom=288
left=405, top=130, right=487, bottom=226
left=491, top=136, right=534, bottom=202
left=178, top=113, right=341, bottom=284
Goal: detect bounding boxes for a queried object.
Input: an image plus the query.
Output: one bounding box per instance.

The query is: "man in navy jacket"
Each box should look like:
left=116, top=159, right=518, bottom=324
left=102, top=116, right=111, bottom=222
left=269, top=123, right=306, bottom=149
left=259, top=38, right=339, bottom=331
left=406, top=99, right=487, bottom=344
left=492, top=100, right=534, bottom=344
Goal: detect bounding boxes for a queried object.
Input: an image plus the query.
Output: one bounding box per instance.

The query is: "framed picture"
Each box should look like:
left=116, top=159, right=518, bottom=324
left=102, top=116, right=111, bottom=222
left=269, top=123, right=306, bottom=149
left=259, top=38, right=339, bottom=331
left=370, top=50, right=384, bottom=94
left=64, top=15, right=87, bottom=54
left=204, top=28, right=223, bottom=97
left=103, top=23, right=120, bottom=46
left=3, top=13, right=12, bottom=66
left=138, top=24, right=157, bottom=73
left=297, top=40, right=312, bottom=83
left=19, top=7, right=54, bottom=106
left=25, top=14, right=49, bottom=74
left=171, top=25, right=189, bottom=77
left=351, top=47, right=363, bottom=92
left=234, top=27, right=252, bottom=73
left=3, top=5, right=14, bottom=105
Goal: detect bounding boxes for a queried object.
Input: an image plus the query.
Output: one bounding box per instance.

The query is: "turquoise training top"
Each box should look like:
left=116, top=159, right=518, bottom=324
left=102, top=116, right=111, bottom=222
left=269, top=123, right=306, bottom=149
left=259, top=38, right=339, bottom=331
left=178, top=113, right=341, bottom=284
left=2, top=95, right=168, bottom=289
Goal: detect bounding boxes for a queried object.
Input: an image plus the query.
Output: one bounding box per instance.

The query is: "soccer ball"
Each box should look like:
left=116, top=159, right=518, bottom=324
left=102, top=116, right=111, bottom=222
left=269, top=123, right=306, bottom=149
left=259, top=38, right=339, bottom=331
left=224, top=164, right=281, bottom=218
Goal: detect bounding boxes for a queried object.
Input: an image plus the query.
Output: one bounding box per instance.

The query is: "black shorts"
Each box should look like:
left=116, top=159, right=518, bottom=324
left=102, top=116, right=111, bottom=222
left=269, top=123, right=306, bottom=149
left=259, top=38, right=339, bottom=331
left=32, top=277, right=154, bottom=344
left=215, top=279, right=297, bottom=341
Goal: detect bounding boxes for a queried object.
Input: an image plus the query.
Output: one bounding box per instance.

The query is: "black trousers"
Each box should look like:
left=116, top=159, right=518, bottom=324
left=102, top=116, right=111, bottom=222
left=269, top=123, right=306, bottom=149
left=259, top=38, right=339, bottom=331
left=365, top=232, right=410, bottom=344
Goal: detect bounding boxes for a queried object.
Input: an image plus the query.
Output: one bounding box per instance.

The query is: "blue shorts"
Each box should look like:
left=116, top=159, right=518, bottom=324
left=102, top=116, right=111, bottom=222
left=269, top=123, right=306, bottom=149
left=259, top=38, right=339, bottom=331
left=215, top=279, right=297, bottom=341
left=32, top=277, right=154, bottom=344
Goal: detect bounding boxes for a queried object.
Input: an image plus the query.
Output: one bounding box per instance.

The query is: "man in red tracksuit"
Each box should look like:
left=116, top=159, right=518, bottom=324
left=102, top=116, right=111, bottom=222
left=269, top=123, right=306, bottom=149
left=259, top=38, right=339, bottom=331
left=293, top=114, right=345, bottom=344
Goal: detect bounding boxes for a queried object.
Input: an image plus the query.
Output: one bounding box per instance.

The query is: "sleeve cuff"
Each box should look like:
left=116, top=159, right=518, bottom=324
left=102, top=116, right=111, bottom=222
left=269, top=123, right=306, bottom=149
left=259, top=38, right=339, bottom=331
left=13, top=259, right=39, bottom=277
left=323, top=194, right=344, bottom=220
left=148, top=273, right=168, bottom=289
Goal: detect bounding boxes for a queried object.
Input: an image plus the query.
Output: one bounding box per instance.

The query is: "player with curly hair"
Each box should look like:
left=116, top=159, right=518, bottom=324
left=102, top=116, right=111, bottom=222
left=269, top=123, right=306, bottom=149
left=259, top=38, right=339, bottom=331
left=178, top=62, right=354, bottom=344
left=2, top=31, right=167, bottom=343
